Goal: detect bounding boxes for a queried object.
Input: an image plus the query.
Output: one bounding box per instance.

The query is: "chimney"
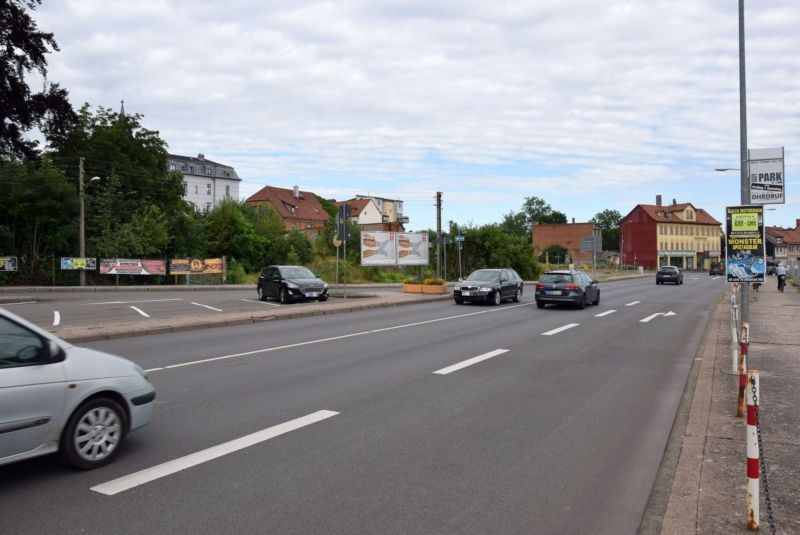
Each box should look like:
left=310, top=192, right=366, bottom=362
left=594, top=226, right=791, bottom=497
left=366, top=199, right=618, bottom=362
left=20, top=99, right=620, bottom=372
left=293, top=185, right=300, bottom=199
left=656, top=195, right=662, bottom=206
left=796, top=219, right=800, bottom=229
left=672, top=198, right=677, bottom=205
left=572, top=218, right=575, bottom=224
left=198, top=153, right=205, bottom=160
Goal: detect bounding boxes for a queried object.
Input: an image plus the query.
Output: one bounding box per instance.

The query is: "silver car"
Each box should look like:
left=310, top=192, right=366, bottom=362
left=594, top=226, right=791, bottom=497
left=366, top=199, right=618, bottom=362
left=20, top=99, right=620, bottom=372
left=0, top=307, right=155, bottom=470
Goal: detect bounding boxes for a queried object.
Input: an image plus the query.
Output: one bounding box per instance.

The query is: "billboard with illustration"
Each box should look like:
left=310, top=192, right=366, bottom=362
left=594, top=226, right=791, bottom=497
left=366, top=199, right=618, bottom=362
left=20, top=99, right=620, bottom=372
left=169, top=258, right=223, bottom=275
left=396, top=233, right=429, bottom=266
left=100, top=258, right=167, bottom=275
left=725, top=206, right=765, bottom=283
left=360, top=232, right=397, bottom=266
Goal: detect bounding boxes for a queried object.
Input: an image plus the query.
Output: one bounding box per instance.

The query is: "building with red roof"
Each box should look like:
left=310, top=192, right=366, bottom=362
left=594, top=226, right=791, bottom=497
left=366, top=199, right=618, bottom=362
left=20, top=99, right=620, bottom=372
left=245, top=185, right=329, bottom=238
left=620, top=196, right=723, bottom=270
left=765, top=220, right=800, bottom=264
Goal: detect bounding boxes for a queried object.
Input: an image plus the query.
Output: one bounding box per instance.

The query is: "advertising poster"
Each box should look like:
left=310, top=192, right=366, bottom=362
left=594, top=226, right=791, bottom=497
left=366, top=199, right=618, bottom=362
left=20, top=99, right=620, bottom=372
left=100, top=258, right=167, bottom=275
left=397, top=233, right=429, bottom=266
left=169, top=258, right=223, bottom=275
left=725, top=206, right=765, bottom=283
left=0, top=256, right=18, bottom=272
left=360, top=232, right=397, bottom=266
left=60, top=257, right=97, bottom=270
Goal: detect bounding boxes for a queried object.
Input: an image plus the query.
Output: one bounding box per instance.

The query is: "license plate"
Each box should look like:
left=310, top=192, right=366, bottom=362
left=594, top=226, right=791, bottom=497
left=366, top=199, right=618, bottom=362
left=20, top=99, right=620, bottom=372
left=546, top=290, right=560, bottom=295
left=462, top=291, right=471, bottom=296
left=306, top=292, right=318, bottom=298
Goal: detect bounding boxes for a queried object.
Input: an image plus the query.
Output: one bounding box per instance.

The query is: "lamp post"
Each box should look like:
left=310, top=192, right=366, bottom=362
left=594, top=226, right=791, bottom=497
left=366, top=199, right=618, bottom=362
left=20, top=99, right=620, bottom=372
left=78, top=157, right=101, bottom=286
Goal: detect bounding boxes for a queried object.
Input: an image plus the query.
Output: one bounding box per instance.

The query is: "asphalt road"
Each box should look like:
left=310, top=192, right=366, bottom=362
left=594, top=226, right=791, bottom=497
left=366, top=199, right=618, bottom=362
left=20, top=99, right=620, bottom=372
left=0, top=274, right=726, bottom=534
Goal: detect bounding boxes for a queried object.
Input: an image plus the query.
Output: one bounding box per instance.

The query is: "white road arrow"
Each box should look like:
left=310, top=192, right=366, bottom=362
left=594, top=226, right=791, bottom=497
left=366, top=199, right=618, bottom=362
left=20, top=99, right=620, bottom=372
left=640, top=311, right=677, bottom=323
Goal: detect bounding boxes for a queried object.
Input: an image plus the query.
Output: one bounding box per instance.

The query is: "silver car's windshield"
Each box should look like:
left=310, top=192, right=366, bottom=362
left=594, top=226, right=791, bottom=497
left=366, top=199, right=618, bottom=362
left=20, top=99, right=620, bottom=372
left=281, top=267, right=316, bottom=279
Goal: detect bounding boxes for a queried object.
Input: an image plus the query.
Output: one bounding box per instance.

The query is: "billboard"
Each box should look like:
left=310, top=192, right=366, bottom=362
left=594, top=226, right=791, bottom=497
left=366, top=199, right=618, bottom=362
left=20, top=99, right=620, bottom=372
left=397, top=233, right=429, bottom=266
left=361, top=232, right=397, bottom=266
left=0, top=256, right=18, bottom=272
left=61, top=257, right=97, bottom=270
left=748, top=147, right=785, bottom=205
left=100, top=258, right=167, bottom=275
left=169, top=258, right=223, bottom=275
left=725, top=206, right=765, bottom=283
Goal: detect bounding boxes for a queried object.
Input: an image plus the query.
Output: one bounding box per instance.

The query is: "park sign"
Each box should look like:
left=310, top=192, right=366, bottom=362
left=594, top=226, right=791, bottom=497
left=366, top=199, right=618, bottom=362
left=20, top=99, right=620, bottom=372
left=748, top=147, right=785, bottom=205
left=725, top=206, right=765, bottom=283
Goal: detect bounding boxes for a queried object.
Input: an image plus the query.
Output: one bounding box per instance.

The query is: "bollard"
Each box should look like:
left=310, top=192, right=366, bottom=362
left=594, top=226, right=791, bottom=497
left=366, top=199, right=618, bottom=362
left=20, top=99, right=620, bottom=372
left=746, top=370, right=760, bottom=531
left=737, top=322, right=750, bottom=417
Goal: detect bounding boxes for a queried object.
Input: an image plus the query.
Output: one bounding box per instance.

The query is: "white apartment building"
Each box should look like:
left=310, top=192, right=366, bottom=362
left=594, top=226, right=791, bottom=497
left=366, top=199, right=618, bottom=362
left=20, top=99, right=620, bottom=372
left=168, top=153, right=240, bottom=211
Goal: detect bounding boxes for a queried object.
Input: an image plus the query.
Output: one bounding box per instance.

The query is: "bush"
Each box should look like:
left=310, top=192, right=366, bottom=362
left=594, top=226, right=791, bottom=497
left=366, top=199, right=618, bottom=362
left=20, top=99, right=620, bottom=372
left=422, top=278, right=445, bottom=285
left=225, top=258, right=247, bottom=284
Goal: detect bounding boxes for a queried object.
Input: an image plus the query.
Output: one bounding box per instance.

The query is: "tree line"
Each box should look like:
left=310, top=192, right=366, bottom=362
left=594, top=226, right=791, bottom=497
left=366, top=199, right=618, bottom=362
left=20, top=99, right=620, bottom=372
left=0, top=0, right=623, bottom=285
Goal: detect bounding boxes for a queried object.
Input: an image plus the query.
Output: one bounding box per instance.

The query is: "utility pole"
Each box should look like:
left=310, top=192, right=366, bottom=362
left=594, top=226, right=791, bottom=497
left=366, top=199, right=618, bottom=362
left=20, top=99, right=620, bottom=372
left=738, top=0, right=750, bottom=324
left=79, top=157, right=86, bottom=287
left=435, top=192, right=442, bottom=279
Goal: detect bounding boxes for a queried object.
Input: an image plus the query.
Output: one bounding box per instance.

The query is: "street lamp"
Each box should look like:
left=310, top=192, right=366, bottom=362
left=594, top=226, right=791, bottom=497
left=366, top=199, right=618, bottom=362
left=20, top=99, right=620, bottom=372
left=78, top=156, right=101, bottom=286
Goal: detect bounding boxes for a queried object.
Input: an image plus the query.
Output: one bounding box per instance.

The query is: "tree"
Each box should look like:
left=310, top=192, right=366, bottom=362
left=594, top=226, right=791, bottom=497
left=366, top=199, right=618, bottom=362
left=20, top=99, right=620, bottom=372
left=1, top=0, right=76, bottom=160
left=542, top=244, right=569, bottom=264
left=522, top=196, right=567, bottom=225
left=500, top=211, right=529, bottom=238
left=591, top=209, right=622, bottom=251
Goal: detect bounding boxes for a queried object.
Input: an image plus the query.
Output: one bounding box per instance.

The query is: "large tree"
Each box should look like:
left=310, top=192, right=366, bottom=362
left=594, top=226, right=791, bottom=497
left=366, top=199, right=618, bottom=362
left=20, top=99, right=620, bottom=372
left=591, top=209, right=622, bottom=251
left=1, top=0, right=76, bottom=160
left=522, top=196, right=567, bottom=225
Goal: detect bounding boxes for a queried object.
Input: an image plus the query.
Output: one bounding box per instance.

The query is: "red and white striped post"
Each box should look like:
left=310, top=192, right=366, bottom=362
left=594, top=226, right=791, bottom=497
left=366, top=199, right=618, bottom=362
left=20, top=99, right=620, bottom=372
left=746, top=370, right=760, bottom=531
left=737, top=322, right=750, bottom=417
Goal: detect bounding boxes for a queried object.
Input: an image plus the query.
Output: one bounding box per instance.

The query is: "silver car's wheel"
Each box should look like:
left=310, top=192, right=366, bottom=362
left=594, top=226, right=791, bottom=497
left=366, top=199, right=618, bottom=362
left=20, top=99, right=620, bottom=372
left=61, top=398, right=126, bottom=470
left=491, top=291, right=501, bottom=306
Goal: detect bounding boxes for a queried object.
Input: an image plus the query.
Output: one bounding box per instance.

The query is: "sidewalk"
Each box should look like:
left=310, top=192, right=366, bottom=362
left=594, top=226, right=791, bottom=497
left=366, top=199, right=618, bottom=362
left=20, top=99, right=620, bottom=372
left=658, top=278, right=800, bottom=534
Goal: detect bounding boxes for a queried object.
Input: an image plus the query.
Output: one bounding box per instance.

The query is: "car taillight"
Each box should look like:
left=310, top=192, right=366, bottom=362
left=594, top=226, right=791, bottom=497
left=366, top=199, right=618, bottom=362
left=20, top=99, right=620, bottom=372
left=535, top=283, right=544, bottom=289
left=563, top=284, right=579, bottom=290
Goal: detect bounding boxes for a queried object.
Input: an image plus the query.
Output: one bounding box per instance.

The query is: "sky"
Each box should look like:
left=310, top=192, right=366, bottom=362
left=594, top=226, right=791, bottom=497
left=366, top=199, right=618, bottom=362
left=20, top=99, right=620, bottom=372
left=30, top=0, right=800, bottom=232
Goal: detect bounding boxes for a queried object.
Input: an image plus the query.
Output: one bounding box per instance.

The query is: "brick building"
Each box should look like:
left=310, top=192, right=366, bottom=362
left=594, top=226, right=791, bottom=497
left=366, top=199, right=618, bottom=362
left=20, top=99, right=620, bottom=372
left=765, top=221, right=800, bottom=264
left=620, top=196, right=722, bottom=270
left=532, top=221, right=602, bottom=264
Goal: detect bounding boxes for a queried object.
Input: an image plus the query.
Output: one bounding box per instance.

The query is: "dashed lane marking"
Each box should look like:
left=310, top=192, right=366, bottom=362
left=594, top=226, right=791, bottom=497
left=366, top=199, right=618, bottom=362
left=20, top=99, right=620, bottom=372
left=594, top=310, right=617, bottom=317
left=190, top=302, right=223, bottom=312
left=542, top=323, right=579, bottom=336
left=130, top=306, right=150, bottom=318
left=53, top=311, right=60, bottom=326
left=433, top=349, right=509, bottom=375
left=91, top=410, right=339, bottom=496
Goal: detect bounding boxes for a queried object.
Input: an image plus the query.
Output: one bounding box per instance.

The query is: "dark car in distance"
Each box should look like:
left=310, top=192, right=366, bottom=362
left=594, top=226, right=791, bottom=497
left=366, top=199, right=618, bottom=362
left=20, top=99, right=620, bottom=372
left=535, top=270, right=599, bottom=309
left=454, top=268, right=523, bottom=305
left=257, top=265, right=329, bottom=304
left=709, top=262, right=724, bottom=276
left=656, top=265, right=683, bottom=285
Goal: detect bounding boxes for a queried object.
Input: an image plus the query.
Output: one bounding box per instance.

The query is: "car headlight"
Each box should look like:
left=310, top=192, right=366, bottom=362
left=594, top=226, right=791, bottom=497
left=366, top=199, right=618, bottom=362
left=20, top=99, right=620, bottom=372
left=454, top=285, right=461, bottom=291
left=286, top=282, right=300, bottom=289
left=323, top=282, right=329, bottom=289
left=479, top=287, right=493, bottom=292
left=133, top=363, right=150, bottom=383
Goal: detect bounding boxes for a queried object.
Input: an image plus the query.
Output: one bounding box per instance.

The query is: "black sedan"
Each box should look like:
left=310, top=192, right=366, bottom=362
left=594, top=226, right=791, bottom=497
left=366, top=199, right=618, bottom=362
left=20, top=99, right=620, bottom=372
left=535, top=269, right=599, bottom=309
left=656, top=266, right=683, bottom=285
left=257, top=265, right=329, bottom=304
left=454, top=268, right=523, bottom=305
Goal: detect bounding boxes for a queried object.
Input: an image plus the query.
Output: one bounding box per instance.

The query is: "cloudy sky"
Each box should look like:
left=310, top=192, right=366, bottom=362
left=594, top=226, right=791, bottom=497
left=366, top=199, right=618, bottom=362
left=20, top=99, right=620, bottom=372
left=32, top=0, right=800, bottom=231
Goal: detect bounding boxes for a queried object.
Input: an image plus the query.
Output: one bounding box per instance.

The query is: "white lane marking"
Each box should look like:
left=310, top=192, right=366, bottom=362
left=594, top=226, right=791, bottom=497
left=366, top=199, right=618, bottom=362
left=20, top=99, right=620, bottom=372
left=91, top=410, right=339, bottom=496
left=130, top=306, right=150, bottom=318
left=241, top=298, right=280, bottom=307
left=53, top=311, right=60, bottom=326
left=146, top=303, right=535, bottom=373
left=86, top=298, right=183, bottom=305
left=542, top=323, right=579, bottom=336
left=190, top=302, right=223, bottom=312
left=0, top=301, right=36, bottom=306
left=433, top=349, right=509, bottom=375
left=640, top=311, right=677, bottom=323
left=625, top=301, right=640, bottom=306
left=594, top=309, right=617, bottom=317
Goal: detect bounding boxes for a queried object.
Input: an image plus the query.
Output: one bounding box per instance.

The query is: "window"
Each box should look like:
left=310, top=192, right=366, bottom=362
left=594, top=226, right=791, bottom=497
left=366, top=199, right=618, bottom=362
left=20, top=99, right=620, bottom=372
left=181, top=165, right=187, bottom=172
left=169, top=163, right=176, bottom=171
left=183, top=182, right=187, bottom=194
left=225, top=185, right=230, bottom=198
left=194, top=185, right=198, bottom=194
left=207, top=184, right=212, bottom=195
left=206, top=167, right=213, bottom=176
left=189, top=166, right=194, bottom=174
left=205, top=202, right=212, bottom=212
left=0, top=315, right=45, bottom=367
